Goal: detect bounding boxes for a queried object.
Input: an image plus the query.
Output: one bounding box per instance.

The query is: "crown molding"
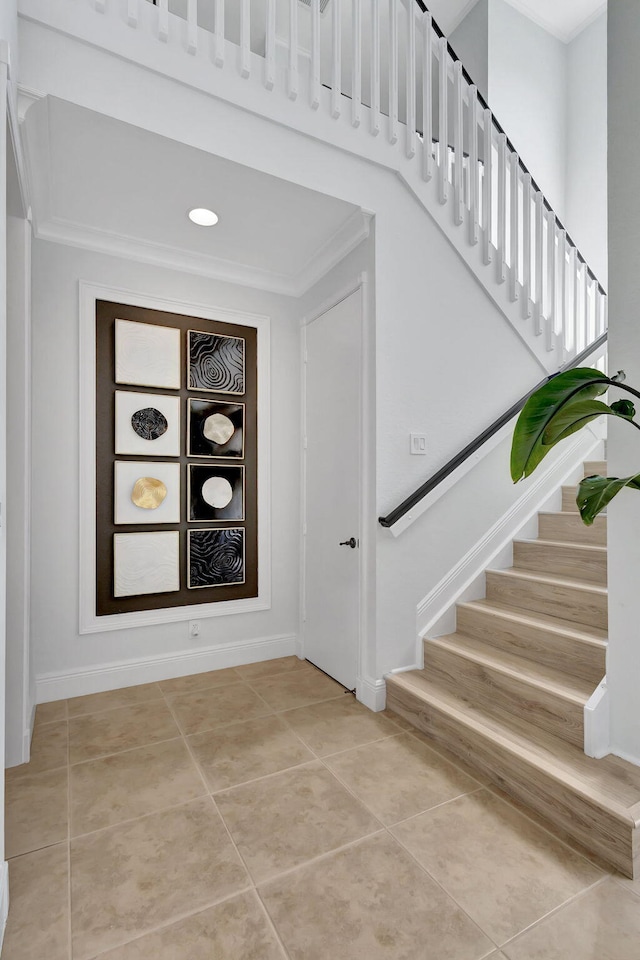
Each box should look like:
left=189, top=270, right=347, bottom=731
left=503, top=0, right=606, bottom=44
left=33, top=205, right=370, bottom=299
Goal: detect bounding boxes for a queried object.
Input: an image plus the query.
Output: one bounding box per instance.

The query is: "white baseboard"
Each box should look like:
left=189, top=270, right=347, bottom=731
left=584, top=677, right=610, bottom=759
left=416, top=425, right=604, bottom=660
left=36, top=633, right=297, bottom=702
left=356, top=676, right=386, bottom=712
left=0, top=861, right=9, bottom=953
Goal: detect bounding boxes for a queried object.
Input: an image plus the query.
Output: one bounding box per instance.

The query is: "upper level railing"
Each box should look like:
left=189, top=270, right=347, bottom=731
left=123, top=0, right=607, bottom=367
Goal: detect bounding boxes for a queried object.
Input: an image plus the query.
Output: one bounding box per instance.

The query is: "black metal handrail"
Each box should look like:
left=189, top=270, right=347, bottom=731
left=378, top=332, right=608, bottom=529
left=413, top=0, right=606, bottom=297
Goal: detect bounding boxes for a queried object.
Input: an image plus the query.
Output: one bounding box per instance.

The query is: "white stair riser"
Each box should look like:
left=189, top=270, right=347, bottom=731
left=513, top=541, right=607, bottom=585
left=456, top=604, right=606, bottom=684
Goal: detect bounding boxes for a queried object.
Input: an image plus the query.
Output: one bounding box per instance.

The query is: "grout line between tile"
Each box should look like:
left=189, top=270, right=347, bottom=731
left=386, top=785, right=488, bottom=830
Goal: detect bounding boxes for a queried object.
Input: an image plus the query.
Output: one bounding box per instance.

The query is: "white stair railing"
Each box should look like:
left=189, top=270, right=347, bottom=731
left=112, top=0, right=607, bottom=362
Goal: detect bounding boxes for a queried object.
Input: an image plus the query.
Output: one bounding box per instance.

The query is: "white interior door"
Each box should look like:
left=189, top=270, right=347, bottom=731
left=303, top=289, right=361, bottom=689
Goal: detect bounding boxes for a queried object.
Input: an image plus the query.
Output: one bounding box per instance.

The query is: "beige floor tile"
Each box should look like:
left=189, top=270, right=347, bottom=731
left=158, top=667, right=242, bottom=697
left=35, top=700, right=68, bottom=725
left=5, top=766, right=68, bottom=859
left=249, top=669, right=345, bottom=712
left=95, top=891, right=287, bottom=960
left=326, top=733, right=482, bottom=825
left=260, top=832, right=493, bottom=960
left=2, top=843, right=69, bottom=960
left=216, top=761, right=381, bottom=882
left=615, top=873, right=640, bottom=898
left=70, top=796, right=249, bottom=960
left=391, top=790, right=603, bottom=944
left=70, top=738, right=206, bottom=836
left=168, top=682, right=273, bottom=735
left=67, top=682, right=163, bottom=718
left=188, top=714, right=314, bottom=792
left=69, top=700, right=180, bottom=764
left=379, top=708, right=415, bottom=731
left=234, top=656, right=311, bottom=681
left=6, top=720, right=68, bottom=781
left=282, top=697, right=401, bottom=757
left=503, top=878, right=640, bottom=959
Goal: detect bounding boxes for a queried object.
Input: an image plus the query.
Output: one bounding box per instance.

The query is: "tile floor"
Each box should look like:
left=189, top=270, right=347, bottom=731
left=3, top=656, right=640, bottom=959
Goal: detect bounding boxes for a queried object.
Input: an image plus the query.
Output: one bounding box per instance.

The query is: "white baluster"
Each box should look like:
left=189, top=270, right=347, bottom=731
left=389, top=0, right=398, bottom=143
left=534, top=191, right=543, bottom=333
left=309, top=0, right=320, bottom=106
left=559, top=229, right=567, bottom=352
left=369, top=0, right=380, bottom=135
left=352, top=0, right=362, bottom=127
left=521, top=173, right=532, bottom=317
left=571, top=246, right=579, bottom=355
left=332, top=0, right=342, bottom=119
left=406, top=0, right=416, bottom=156
left=603, top=292, right=608, bottom=336
left=453, top=61, right=463, bottom=225
left=240, top=0, right=250, bottom=78
left=158, top=0, right=169, bottom=42
left=510, top=152, right=520, bottom=302
left=438, top=37, right=448, bottom=204
left=127, top=0, right=138, bottom=28
left=422, top=13, right=433, bottom=180
left=265, top=0, right=276, bottom=91
left=187, top=0, right=197, bottom=54
left=468, top=86, right=478, bottom=244
left=482, top=109, right=492, bottom=263
left=582, top=262, right=590, bottom=349
left=289, top=0, right=298, bottom=99
left=497, top=132, right=507, bottom=281
left=546, top=211, right=556, bottom=351
left=214, top=0, right=224, bottom=67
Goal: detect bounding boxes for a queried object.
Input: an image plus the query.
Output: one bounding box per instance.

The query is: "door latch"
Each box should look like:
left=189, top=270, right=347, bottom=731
left=339, top=537, right=357, bottom=549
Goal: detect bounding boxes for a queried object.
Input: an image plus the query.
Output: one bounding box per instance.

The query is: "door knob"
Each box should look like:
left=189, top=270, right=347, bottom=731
left=339, top=537, right=357, bottom=549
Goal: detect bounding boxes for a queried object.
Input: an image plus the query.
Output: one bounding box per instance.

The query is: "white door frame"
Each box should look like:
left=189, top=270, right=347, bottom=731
left=299, top=272, right=380, bottom=710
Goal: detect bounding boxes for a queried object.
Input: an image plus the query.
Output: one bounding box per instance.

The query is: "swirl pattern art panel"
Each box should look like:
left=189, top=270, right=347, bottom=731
left=188, top=528, right=245, bottom=588
left=188, top=331, right=245, bottom=394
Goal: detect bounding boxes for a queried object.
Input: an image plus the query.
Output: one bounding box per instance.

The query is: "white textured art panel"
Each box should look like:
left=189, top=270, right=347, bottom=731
left=114, top=461, right=181, bottom=524
left=115, top=319, right=181, bottom=389
left=114, top=531, right=180, bottom=597
left=115, top=391, right=181, bottom=456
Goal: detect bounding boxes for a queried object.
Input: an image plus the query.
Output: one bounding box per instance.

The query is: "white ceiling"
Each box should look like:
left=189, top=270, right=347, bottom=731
left=426, top=0, right=606, bottom=42
left=22, top=97, right=364, bottom=295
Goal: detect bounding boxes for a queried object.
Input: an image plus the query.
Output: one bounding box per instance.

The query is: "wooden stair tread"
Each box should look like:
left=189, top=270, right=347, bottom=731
left=460, top=598, right=608, bottom=646
left=429, top=633, right=595, bottom=703
left=387, top=673, right=640, bottom=821
left=488, top=567, right=607, bottom=595
left=515, top=538, right=606, bottom=556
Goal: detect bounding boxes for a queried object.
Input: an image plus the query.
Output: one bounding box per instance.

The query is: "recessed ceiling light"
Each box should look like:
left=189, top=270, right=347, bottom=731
left=188, top=207, right=219, bottom=226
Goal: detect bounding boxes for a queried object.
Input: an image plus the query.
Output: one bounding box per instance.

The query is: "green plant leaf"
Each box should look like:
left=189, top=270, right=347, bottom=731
left=577, top=473, right=640, bottom=525
left=611, top=399, right=636, bottom=419
left=511, top=368, right=612, bottom=482
left=542, top=399, right=612, bottom=445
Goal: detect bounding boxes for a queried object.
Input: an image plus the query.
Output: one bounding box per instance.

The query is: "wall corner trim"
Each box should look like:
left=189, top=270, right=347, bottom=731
left=0, top=861, right=9, bottom=953
left=584, top=676, right=610, bottom=759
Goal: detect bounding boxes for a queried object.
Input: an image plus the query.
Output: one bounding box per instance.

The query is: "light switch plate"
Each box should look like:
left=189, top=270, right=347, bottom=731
left=410, top=433, right=427, bottom=455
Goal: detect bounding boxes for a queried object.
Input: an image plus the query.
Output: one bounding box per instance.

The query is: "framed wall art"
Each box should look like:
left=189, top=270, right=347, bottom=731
left=92, top=297, right=260, bottom=619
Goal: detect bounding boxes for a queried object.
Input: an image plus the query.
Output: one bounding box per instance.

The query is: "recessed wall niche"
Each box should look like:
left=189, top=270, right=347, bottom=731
left=95, top=299, right=258, bottom=616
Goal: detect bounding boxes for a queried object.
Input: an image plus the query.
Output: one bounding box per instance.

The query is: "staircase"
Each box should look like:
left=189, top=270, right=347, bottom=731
left=386, top=457, right=640, bottom=880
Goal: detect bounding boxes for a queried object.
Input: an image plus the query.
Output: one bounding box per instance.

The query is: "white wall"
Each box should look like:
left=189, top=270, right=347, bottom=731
left=30, top=240, right=302, bottom=693
left=450, top=0, right=489, bottom=102
left=488, top=0, right=567, bottom=220
left=566, top=12, right=608, bottom=286
left=606, top=1, right=640, bottom=767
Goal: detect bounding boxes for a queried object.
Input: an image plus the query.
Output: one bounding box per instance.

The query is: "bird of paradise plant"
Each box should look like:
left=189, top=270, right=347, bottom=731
left=511, top=367, right=640, bottom=525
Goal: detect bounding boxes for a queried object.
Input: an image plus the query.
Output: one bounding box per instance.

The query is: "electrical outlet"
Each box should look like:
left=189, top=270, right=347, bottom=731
left=189, top=620, right=201, bottom=638
left=410, top=433, right=427, bottom=455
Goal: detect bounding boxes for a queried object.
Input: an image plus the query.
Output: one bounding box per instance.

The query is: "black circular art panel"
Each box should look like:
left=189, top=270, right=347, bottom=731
left=130, top=407, right=168, bottom=441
